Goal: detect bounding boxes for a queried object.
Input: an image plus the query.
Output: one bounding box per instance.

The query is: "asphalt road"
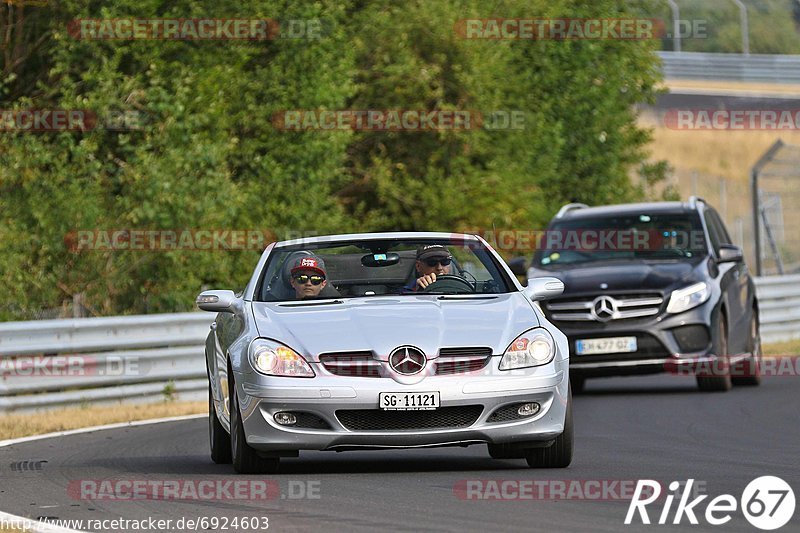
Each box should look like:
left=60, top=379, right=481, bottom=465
left=1, top=374, right=798, bottom=533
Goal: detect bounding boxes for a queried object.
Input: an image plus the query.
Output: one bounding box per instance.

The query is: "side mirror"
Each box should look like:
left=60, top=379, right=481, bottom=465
left=196, top=289, right=237, bottom=312
left=717, top=244, right=743, bottom=263
left=507, top=257, right=528, bottom=277
left=523, top=277, right=564, bottom=302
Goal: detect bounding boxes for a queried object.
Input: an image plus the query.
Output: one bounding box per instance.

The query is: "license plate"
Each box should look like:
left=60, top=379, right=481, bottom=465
left=379, top=392, right=440, bottom=411
left=575, top=336, right=637, bottom=355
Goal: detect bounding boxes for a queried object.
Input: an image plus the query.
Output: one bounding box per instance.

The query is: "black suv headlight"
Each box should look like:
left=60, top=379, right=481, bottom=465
left=666, top=282, right=710, bottom=314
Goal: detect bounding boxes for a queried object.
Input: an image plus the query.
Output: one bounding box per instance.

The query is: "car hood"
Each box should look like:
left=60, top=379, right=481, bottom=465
left=250, top=294, right=539, bottom=361
left=530, top=259, right=706, bottom=295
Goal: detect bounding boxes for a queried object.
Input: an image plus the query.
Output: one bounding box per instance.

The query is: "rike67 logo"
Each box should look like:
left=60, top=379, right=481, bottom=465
left=626, top=477, right=795, bottom=530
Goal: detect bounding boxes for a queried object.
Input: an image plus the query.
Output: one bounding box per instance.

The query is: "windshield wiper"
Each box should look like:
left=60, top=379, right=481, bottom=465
left=436, top=294, right=499, bottom=300
left=278, top=299, right=344, bottom=307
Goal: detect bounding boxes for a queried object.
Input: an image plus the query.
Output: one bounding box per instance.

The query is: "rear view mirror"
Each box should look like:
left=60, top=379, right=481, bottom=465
left=523, top=277, right=564, bottom=302
left=717, top=244, right=743, bottom=263
left=361, top=252, right=401, bottom=267
left=196, top=289, right=237, bottom=312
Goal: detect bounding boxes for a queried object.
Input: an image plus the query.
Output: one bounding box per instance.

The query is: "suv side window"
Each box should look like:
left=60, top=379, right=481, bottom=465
left=703, top=210, right=723, bottom=254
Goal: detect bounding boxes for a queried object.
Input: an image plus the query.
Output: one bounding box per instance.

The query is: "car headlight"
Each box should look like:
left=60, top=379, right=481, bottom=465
left=499, top=328, right=556, bottom=370
left=666, top=282, right=710, bottom=314
left=249, top=339, right=315, bottom=378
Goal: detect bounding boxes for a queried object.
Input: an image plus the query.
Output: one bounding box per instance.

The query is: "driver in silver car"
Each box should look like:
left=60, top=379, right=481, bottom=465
left=289, top=255, right=328, bottom=299
left=407, top=244, right=454, bottom=291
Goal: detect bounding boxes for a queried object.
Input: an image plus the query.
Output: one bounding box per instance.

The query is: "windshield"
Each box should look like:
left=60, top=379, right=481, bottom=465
left=255, top=238, right=514, bottom=302
left=534, top=212, right=708, bottom=268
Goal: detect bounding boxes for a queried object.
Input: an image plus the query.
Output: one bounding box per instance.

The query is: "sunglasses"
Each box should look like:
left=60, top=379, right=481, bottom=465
left=293, top=274, right=325, bottom=285
left=423, top=257, right=452, bottom=267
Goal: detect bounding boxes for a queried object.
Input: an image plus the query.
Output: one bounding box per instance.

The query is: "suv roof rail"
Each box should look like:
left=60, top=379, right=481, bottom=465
left=555, top=203, right=589, bottom=219
left=687, top=196, right=707, bottom=209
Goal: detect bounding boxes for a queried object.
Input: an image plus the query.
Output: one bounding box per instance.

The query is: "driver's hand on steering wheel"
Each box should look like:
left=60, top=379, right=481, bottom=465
left=416, top=273, right=437, bottom=290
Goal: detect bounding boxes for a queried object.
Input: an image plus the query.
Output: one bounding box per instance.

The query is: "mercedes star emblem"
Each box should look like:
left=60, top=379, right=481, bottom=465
left=591, top=296, right=616, bottom=322
left=389, top=346, right=427, bottom=375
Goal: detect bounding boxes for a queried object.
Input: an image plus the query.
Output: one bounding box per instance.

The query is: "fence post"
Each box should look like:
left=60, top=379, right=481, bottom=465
left=751, top=140, right=785, bottom=277
left=731, top=0, right=750, bottom=55
left=667, top=0, right=681, bottom=52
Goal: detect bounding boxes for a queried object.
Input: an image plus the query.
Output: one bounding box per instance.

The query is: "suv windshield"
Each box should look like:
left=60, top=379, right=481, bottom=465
left=256, top=238, right=513, bottom=302
left=534, top=212, right=708, bottom=268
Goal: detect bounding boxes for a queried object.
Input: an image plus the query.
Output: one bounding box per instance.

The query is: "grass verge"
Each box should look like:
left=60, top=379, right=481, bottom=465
left=662, top=79, right=800, bottom=96
left=762, top=340, right=800, bottom=357
left=642, top=121, right=800, bottom=181
left=0, top=401, right=206, bottom=441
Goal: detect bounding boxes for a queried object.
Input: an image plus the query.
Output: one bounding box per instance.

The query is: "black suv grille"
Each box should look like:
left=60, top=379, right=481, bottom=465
left=546, top=293, right=664, bottom=322
left=336, top=405, right=483, bottom=431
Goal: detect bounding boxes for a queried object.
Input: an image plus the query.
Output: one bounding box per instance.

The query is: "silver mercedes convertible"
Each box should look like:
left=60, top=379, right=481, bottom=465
left=197, top=232, right=572, bottom=473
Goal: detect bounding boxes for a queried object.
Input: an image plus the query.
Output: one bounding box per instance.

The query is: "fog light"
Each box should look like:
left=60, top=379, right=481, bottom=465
left=517, top=403, right=540, bottom=417
left=274, top=412, right=297, bottom=426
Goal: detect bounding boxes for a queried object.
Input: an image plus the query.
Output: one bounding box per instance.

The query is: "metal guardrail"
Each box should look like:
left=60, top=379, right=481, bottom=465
left=0, top=313, right=211, bottom=412
left=658, top=51, right=800, bottom=84
left=754, top=275, right=800, bottom=344
left=0, top=277, right=797, bottom=412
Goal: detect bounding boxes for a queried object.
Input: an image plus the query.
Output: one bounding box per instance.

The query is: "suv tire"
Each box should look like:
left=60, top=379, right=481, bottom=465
left=732, top=311, right=762, bottom=386
left=697, top=316, right=732, bottom=392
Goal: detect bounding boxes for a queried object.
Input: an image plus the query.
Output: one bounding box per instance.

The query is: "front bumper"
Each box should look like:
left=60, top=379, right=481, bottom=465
left=553, top=301, right=723, bottom=378
left=230, top=356, right=569, bottom=452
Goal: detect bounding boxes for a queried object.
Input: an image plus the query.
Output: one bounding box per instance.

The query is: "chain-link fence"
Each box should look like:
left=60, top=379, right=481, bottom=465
left=645, top=140, right=800, bottom=277
left=751, top=140, right=800, bottom=276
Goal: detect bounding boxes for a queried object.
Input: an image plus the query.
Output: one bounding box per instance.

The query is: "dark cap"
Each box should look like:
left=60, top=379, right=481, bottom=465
left=416, top=244, right=451, bottom=261
left=290, top=254, right=326, bottom=277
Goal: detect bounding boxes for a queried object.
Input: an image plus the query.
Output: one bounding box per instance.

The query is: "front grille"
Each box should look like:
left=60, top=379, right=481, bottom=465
left=435, top=347, right=492, bottom=375
left=319, top=351, right=381, bottom=377
left=546, top=293, right=664, bottom=322
left=336, top=405, right=483, bottom=431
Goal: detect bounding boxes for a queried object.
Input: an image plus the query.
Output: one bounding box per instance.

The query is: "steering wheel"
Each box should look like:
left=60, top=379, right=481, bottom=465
left=421, top=274, right=476, bottom=294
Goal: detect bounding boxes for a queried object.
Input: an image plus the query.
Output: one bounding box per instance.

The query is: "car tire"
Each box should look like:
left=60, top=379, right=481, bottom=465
left=230, top=373, right=280, bottom=474
left=697, top=316, right=732, bottom=392
left=732, top=311, right=762, bottom=386
left=209, top=384, right=232, bottom=464
left=570, top=375, right=586, bottom=395
left=525, top=387, right=573, bottom=468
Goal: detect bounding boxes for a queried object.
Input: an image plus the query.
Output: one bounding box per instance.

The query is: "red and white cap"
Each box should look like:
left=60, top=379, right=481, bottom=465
left=290, top=255, right=326, bottom=277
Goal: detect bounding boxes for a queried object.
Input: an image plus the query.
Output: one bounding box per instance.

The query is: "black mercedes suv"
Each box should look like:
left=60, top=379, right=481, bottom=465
left=513, top=198, right=761, bottom=393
